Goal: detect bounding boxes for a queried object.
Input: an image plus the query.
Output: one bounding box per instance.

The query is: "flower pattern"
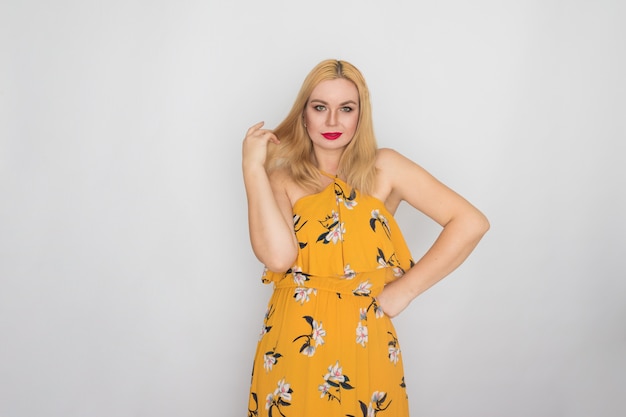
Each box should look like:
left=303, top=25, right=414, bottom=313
left=249, top=175, right=414, bottom=416
left=293, top=315, right=326, bottom=357
left=259, top=304, right=275, bottom=340
left=265, top=378, right=293, bottom=415
left=290, top=266, right=311, bottom=286
left=316, top=210, right=345, bottom=244
left=387, top=332, right=401, bottom=365
left=294, top=287, right=317, bottom=305
left=334, top=182, right=358, bottom=209
left=353, top=280, right=373, bottom=296
left=370, top=209, right=391, bottom=238
left=263, top=348, right=282, bottom=372
left=319, top=360, right=355, bottom=403
left=343, top=264, right=356, bottom=279
left=294, top=214, right=309, bottom=249
left=356, top=321, right=368, bottom=347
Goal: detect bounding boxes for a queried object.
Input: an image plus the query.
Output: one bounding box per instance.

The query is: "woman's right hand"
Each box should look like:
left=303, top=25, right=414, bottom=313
left=242, top=121, right=280, bottom=170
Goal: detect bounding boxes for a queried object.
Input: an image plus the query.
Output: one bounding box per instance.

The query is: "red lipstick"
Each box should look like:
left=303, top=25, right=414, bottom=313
left=322, top=132, right=342, bottom=140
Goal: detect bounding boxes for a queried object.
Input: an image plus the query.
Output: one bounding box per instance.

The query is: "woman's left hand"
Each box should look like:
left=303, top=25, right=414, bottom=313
left=376, top=279, right=413, bottom=318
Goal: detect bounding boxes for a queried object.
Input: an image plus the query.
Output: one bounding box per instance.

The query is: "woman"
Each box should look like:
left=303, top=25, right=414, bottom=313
left=242, top=59, right=489, bottom=416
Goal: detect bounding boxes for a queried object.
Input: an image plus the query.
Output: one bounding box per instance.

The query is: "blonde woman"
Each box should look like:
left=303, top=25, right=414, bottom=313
left=242, top=59, right=489, bottom=416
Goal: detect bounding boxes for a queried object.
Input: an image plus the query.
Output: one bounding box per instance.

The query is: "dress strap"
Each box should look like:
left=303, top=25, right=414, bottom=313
left=317, top=169, right=338, bottom=180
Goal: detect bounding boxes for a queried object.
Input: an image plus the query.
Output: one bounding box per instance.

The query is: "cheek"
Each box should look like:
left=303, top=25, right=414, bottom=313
left=347, top=114, right=359, bottom=130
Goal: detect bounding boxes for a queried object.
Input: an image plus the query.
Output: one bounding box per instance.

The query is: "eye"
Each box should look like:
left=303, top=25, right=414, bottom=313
left=340, top=106, right=353, bottom=112
left=314, top=105, right=326, bottom=111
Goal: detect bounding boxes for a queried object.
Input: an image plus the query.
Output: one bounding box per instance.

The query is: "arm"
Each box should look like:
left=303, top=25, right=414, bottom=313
left=375, top=148, right=490, bottom=317
left=242, top=122, right=299, bottom=272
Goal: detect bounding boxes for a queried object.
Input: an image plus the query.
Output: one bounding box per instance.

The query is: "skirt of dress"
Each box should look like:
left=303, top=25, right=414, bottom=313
left=248, top=275, right=410, bottom=417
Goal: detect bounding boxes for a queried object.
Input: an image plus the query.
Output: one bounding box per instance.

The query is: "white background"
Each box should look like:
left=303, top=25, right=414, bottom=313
left=1, top=1, right=624, bottom=416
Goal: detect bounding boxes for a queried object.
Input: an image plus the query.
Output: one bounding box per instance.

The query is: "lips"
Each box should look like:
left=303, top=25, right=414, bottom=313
left=322, top=132, right=342, bottom=140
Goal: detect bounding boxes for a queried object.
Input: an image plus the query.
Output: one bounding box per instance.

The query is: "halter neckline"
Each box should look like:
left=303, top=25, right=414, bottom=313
left=317, top=169, right=338, bottom=179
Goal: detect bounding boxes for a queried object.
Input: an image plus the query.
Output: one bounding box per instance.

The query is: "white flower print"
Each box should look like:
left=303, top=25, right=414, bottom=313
left=359, top=307, right=367, bottom=321
left=265, top=378, right=294, bottom=414
left=320, top=360, right=355, bottom=403
left=263, top=354, right=276, bottom=372
left=371, top=390, right=386, bottom=403
left=343, top=198, right=357, bottom=209
left=343, top=264, right=356, bottom=279
left=356, top=321, right=368, bottom=347
left=325, top=221, right=345, bottom=244
left=366, top=391, right=390, bottom=416
left=311, top=320, right=326, bottom=347
left=392, top=266, right=404, bottom=277
left=335, top=187, right=358, bottom=209
left=324, top=360, right=346, bottom=383
left=370, top=209, right=391, bottom=238
left=293, top=315, right=326, bottom=357
left=337, top=194, right=358, bottom=209
left=274, top=378, right=292, bottom=402
left=258, top=305, right=274, bottom=340
left=318, top=382, right=331, bottom=398
left=259, top=324, right=269, bottom=340
left=291, top=266, right=309, bottom=286
left=372, top=210, right=388, bottom=227
left=301, top=344, right=316, bottom=357
left=353, top=280, right=372, bottom=296
left=294, top=287, right=316, bottom=304
left=388, top=345, right=401, bottom=365
left=374, top=304, right=385, bottom=319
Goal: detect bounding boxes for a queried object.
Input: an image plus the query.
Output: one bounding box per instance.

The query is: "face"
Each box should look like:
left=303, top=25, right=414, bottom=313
left=303, top=78, right=360, bottom=153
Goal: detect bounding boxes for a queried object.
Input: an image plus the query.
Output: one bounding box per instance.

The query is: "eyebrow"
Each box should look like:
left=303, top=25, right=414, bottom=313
left=309, top=99, right=358, bottom=106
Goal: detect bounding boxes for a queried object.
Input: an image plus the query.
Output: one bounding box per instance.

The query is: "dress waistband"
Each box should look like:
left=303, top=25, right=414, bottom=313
left=273, top=268, right=398, bottom=297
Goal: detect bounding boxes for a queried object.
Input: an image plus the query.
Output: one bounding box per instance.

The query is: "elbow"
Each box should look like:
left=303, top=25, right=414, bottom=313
left=261, top=250, right=298, bottom=273
left=473, top=212, right=490, bottom=238
left=264, top=258, right=296, bottom=274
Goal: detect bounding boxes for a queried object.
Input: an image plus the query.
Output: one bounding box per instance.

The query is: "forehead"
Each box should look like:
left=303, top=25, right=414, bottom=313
left=309, top=78, right=359, bottom=102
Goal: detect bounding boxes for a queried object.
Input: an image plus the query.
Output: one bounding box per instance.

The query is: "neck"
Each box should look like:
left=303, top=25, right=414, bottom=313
left=312, top=149, right=342, bottom=177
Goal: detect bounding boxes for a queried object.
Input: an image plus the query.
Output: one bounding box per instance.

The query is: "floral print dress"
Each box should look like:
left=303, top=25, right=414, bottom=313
left=248, top=174, right=415, bottom=417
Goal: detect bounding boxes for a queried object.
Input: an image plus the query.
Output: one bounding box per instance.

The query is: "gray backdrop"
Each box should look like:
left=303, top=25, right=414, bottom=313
left=1, top=1, right=624, bottom=416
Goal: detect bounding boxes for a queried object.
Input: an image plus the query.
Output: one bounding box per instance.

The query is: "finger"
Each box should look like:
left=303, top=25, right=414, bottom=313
left=265, top=131, right=280, bottom=145
left=246, top=121, right=265, bottom=135
left=251, top=129, right=279, bottom=144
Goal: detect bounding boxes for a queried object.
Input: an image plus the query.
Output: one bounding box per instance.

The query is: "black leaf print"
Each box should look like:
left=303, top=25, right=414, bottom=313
left=248, top=392, right=259, bottom=417
left=359, top=400, right=368, bottom=416
left=317, top=231, right=329, bottom=243
left=294, top=214, right=308, bottom=249
left=294, top=215, right=308, bottom=231
left=340, top=375, right=355, bottom=390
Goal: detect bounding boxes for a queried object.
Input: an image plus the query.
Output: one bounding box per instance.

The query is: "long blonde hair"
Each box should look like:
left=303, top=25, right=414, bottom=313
left=266, top=59, right=378, bottom=194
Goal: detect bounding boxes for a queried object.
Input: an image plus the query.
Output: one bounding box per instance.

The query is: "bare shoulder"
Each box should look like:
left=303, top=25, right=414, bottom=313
left=373, top=148, right=419, bottom=212
left=376, top=147, right=419, bottom=173
left=376, top=147, right=484, bottom=227
left=376, top=147, right=436, bottom=187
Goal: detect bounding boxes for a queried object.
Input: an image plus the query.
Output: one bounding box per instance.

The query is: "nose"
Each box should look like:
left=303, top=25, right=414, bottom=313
left=326, top=110, right=338, bottom=127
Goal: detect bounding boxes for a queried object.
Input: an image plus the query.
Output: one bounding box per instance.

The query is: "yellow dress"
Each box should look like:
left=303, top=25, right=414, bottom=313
left=248, top=174, right=415, bottom=417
